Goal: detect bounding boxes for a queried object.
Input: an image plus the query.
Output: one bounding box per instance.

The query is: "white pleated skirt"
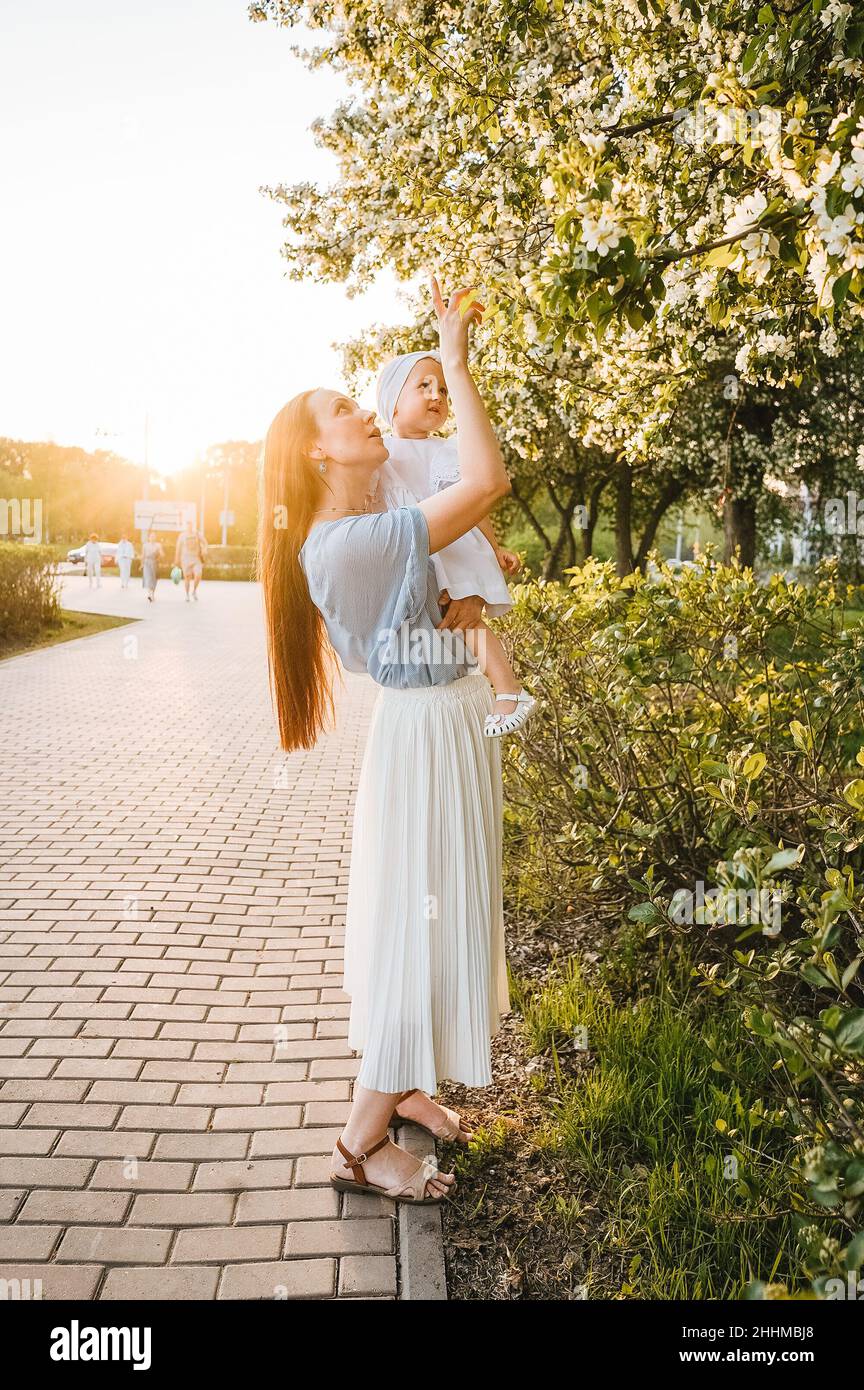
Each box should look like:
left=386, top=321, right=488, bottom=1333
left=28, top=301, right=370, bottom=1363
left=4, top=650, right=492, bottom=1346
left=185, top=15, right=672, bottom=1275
left=343, top=668, right=511, bottom=1094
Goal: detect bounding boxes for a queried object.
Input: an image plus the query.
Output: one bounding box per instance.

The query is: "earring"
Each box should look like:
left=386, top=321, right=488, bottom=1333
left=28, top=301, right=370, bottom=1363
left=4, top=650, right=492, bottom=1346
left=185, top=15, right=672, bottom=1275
left=318, top=461, right=327, bottom=474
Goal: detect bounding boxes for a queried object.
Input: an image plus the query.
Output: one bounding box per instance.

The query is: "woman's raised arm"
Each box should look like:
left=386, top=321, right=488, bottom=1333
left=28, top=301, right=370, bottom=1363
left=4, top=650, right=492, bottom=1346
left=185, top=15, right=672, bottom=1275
left=416, top=277, right=511, bottom=555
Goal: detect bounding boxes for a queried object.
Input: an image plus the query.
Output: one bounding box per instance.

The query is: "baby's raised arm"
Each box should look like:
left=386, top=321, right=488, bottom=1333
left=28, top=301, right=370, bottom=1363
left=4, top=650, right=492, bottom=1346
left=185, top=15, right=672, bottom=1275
left=416, top=278, right=510, bottom=554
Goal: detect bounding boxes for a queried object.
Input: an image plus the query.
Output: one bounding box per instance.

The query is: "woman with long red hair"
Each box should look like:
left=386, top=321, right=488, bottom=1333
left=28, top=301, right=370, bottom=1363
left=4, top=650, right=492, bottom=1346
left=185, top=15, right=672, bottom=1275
left=258, top=278, right=511, bottom=1204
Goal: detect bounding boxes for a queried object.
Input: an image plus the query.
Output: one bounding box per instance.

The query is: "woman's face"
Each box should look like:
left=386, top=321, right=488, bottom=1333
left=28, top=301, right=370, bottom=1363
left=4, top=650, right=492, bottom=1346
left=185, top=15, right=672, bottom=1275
left=393, top=358, right=449, bottom=437
left=308, top=389, right=387, bottom=469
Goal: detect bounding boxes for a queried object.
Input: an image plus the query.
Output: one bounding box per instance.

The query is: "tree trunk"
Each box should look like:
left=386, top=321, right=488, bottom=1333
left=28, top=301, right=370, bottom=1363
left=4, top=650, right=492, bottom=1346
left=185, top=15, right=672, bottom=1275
left=544, top=482, right=581, bottom=579
left=580, top=477, right=607, bottom=561
left=510, top=483, right=550, bottom=554
left=723, top=494, right=757, bottom=567
left=634, top=478, right=685, bottom=572
left=615, top=462, right=635, bottom=576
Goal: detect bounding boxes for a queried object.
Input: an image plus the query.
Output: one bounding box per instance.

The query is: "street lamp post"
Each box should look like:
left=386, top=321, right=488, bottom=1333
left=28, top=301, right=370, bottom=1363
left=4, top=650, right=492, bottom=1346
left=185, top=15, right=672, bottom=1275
left=221, top=463, right=230, bottom=547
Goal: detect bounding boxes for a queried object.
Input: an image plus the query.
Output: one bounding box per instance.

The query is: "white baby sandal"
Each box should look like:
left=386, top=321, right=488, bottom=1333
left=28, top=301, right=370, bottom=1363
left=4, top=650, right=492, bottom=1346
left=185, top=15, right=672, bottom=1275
left=484, top=689, right=538, bottom=739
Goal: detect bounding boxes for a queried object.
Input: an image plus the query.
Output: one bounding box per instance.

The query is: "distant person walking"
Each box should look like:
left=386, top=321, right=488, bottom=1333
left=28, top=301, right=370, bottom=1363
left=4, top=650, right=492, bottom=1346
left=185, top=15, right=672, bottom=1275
left=174, top=521, right=208, bottom=602
left=117, top=533, right=134, bottom=590
left=142, top=530, right=163, bottom=603
left=84, top=533, right=102, bottom=590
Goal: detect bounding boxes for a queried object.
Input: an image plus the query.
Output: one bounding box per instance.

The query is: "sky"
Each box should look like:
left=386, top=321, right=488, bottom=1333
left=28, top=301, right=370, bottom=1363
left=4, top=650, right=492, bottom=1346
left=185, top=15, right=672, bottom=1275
left=0, top=0, right=414, bottom=476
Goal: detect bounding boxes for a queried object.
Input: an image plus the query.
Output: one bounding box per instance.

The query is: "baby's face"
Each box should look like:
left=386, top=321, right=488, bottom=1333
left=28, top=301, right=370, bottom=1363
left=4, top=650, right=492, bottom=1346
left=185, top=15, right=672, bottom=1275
left=392, top=358, right=449, bottom=437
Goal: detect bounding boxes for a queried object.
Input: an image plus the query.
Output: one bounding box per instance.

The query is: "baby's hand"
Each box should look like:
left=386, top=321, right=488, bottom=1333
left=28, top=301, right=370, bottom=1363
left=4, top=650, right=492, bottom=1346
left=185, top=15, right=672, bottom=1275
left=496, top=548, right=522, bottom=575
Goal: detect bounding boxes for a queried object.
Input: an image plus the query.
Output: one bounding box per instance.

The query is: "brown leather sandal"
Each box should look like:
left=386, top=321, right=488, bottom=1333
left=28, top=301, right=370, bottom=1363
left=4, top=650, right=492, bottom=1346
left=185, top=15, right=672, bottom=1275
left=388, top=1088, right=474, bottom=1143
left=329, top=1132, right=455, bottom=1205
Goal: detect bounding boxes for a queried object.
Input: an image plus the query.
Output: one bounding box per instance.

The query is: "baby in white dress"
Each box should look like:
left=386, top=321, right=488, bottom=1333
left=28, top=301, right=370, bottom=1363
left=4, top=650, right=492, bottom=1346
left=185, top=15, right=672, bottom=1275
left=369, top=349, right=536, bottom=738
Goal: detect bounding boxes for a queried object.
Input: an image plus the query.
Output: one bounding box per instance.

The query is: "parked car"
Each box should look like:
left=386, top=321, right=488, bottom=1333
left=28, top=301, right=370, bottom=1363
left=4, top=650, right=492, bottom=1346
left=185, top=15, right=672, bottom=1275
left=66, top=541, right=120, bottom=567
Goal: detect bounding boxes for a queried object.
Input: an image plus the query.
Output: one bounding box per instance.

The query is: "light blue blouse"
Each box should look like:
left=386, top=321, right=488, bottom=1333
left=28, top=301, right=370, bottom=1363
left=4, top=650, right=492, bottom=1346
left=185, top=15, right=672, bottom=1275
left=298, top=504, right=478, bottom=689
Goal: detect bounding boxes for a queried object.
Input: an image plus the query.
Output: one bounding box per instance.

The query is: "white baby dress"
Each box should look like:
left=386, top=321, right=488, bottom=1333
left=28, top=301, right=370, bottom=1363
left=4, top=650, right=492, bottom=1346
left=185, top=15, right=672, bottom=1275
left=371, top=435, right=513, bottom=618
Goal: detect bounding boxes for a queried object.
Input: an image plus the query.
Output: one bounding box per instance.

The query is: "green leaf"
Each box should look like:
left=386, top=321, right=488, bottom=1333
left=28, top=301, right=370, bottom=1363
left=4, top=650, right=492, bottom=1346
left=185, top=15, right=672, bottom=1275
left=745, top=1008, right=774, bottom=1036
left=811, top=1185, right=842, bottom=1208
left=763, top=846, right=803, bottom=874
left=835, top=1009, right=864, bottom=1054
left=743, top=752, right=767, bottom=779
left=832, top=269, right=853, bottom=307
left=844, top=1162, right=864, bottom=1197
left=704, top=245, right=737, bottom=269
left=821, top=1005, right=845, bottom=1032
left=700, top=759, right=732, bottom=778
left=843, top=778, right=864, bottom=810
left=742, top=34, right=765, bottom=74
left=801, top=963, right=833, bottom=989
left=627, top=901, right=661, bottom=924
left=845, top=1231, right=864, bottom=1270
left=821, top=952, right=842, bottom=989
left=585, top=289, right=610, bottom=328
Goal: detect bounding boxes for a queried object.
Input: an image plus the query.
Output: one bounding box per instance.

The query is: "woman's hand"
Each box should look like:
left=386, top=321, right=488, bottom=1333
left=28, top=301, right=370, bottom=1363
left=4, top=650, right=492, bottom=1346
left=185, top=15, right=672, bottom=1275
left=430, top=274, right=484, bottom=372
left=436, top=592, right=486, bottom=631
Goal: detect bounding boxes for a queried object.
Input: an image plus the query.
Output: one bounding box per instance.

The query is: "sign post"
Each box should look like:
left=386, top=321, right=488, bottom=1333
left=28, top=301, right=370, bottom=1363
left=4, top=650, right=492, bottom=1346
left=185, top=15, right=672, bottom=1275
left=134, top=500, right=197, bottom=555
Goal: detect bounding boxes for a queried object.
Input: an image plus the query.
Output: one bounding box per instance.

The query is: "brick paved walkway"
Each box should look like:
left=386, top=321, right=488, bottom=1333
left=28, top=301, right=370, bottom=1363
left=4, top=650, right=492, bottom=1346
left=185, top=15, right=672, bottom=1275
left=0, top=575, right=404, bottom=1300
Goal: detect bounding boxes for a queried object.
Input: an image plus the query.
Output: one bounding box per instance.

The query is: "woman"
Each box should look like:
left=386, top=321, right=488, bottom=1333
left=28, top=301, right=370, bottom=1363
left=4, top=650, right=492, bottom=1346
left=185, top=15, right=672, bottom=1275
left=259, top=278, right=512, bottom=1205
left=141, top=530, right=163, bottom=602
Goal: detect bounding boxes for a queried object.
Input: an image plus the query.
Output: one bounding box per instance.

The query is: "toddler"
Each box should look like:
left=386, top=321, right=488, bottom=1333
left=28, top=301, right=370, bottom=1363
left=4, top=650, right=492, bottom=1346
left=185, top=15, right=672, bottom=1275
left=370, top=348, right=537, bottom=738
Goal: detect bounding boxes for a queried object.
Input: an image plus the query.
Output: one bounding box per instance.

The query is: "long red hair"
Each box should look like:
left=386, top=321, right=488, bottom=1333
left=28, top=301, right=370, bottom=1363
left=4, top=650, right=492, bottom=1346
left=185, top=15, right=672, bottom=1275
left=257, top=390, right=340, bottom=752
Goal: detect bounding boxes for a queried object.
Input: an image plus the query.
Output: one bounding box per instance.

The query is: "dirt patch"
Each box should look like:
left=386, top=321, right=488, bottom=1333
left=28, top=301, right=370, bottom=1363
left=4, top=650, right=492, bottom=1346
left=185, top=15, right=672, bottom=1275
left=435, top=908, right=615, bottom=1300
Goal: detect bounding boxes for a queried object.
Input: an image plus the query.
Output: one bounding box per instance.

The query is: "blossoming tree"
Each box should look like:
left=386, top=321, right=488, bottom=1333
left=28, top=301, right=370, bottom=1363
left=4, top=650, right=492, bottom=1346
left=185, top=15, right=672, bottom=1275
left=251, top=0, right=864, bottom=566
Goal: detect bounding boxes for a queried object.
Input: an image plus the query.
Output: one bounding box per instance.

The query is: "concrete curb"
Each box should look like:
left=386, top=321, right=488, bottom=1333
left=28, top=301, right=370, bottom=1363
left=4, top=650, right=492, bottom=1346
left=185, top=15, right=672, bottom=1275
left=395, top=1123, right=448, bottom=1300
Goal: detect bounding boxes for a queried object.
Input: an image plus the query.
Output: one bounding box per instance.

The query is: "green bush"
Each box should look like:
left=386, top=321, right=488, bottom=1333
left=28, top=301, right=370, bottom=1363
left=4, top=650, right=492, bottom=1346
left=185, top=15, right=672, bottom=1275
left=204, top=545, right=256, bottom=567
left=122, top=546, right=257, bottom=582
left=497, top=553, right=864, bottom=1295
left=0, top=543, right=61, bottom=650
left=165, top=545, right=256, bottom=578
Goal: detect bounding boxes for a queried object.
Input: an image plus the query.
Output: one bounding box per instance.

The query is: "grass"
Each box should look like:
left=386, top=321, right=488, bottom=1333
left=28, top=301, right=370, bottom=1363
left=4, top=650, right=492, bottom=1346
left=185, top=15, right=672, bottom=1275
left=527, top=957, right=800, bottom=1298
left=0, top=608, right=138, bottom=662
left=450, top=941, right=808, bottom=1300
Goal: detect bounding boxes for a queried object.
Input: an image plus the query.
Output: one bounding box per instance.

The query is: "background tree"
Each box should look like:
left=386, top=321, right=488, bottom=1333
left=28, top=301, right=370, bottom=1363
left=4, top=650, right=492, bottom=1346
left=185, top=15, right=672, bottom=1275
left=251, top=0, right=864, bottom=568
left=0, top=439, right=144, bottom=543
left=171, top=441, right=261, bottom=547
left=339, top=308, right=618, bottom=577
